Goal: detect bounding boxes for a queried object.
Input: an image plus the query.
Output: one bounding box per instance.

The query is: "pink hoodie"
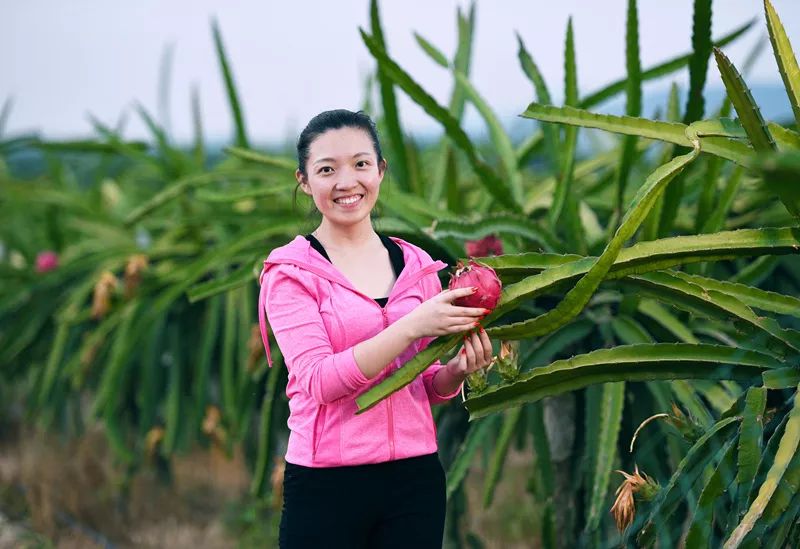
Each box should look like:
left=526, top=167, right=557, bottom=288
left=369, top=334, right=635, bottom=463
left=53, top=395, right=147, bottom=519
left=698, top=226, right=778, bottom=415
left=257, top=234, right=463, bottom=467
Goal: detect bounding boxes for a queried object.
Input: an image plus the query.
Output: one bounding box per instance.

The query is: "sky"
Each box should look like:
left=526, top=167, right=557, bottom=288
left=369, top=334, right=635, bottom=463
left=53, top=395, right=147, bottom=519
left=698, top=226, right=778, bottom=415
left=3, top=1, right=799, bottom=146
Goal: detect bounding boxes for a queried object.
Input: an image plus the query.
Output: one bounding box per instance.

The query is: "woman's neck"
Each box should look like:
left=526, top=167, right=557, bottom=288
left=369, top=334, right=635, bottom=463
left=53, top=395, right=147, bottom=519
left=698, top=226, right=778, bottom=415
left=312, top=219, right=379, bottom=252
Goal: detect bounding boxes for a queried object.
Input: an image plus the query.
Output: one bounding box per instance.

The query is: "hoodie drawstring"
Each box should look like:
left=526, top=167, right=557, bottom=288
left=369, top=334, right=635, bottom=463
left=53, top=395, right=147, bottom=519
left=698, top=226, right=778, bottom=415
left=258, top=265, right=273, bottom=368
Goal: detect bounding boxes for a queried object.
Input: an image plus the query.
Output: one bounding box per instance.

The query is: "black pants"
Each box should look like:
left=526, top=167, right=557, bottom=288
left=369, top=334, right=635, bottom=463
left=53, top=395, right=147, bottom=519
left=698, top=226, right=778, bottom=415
left=279, top=452, right=446, bottom=549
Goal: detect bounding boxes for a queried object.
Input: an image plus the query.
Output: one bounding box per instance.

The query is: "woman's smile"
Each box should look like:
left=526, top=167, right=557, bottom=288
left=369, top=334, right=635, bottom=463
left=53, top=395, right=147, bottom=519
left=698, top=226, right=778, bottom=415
left=334, top=194, right=364, bottom=208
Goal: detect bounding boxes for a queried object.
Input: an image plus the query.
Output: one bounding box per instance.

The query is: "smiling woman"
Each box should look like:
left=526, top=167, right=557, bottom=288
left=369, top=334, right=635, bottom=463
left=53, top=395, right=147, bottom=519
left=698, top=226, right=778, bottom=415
left=258, top=109, right=493, bottom=548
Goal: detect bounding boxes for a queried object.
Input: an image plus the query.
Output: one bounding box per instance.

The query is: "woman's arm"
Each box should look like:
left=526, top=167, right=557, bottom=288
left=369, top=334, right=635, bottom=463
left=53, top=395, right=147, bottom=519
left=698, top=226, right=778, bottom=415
left=264, top=264, right=419, bottom=404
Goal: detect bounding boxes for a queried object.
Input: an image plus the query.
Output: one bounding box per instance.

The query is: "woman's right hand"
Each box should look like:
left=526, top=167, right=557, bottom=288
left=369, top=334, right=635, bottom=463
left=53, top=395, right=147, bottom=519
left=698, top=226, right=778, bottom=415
left=402, top=287, right=490, bottom=340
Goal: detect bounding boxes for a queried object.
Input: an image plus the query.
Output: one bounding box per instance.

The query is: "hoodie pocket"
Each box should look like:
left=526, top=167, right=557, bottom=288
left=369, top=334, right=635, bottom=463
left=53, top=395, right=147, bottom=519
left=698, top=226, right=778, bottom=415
left=311, top=404, right=328, bottom=462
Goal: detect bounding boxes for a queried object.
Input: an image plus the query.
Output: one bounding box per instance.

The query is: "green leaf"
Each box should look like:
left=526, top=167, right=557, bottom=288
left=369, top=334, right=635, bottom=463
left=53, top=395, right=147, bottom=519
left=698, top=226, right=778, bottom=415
left=482, top=406, right=523, bottom=507
left=414, top=32, right=449, bottom=68
left=370, top=0, right=411, bottom=192
left=735, top=387, right=768, bottom=520
left=683, top=0, right=713, bottom=123
left=613, top=0, right=643, bottom=223
left=669, top=270, right=800, bottom=318
left=446, top=415, right=500, bottom=499
left=585, top=382, right=625, bottom=530
left=191, top=85, right=205, bottom=168
left=519, top=103, right=755, bottom=167
left=479, top=227, right=800, bottom=307
left=765, top=0, right=800, bottom=127
left=124, top=169, right=276, bottom=225
left=487, top=149, right=698, bottom=339
left=454, top=71, right=523, bottom=206
left=763, top=367, right=800, bottom=389
left=638, top=299, right=699, bottom=343
left=580, top=19, right=754, bottom=108
left=726, top=385, right=800, bottom=548
left=211, top=18, right=248, bottom=148
left=622, top=271, right=800, bottom=357
left=359, top=29, right=522, bottom=211
left=429, top=4, right=475, bottom=205
left=714, top=47, right=776, bottom=153
left=516, top=33, right=559, bottom=169
left=550, top=18, right=579, bottom=237
left=637, top=416, right=741, bottom=545
left=430, top=213, right=560, bottom=253
left=0, top=96, right=13, bottom=138
left=250, top=357, right=284, bottom=497
left=754, top=151, right=800, bottom=220
left=187, top=260, right=257, bottom=302
left=224, top=146, right=296, bottom=170
left=683, top=438, right=738, bottom=547
left=464, top=344, right=778, bottom=420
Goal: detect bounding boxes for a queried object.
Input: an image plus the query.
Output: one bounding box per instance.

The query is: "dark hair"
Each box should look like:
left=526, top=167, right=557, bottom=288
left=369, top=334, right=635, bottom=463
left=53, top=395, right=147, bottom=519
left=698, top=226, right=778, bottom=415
left=292, top=110, right=385, bottom=218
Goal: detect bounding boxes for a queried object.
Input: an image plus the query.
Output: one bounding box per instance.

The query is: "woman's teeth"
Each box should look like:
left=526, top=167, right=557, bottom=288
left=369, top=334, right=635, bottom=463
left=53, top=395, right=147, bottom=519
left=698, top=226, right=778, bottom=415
left=335, top=195, right=363, bottom=205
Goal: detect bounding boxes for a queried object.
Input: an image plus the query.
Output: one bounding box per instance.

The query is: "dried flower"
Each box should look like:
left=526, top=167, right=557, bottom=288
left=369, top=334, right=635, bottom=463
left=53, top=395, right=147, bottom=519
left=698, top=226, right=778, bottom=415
left=247, top=324, right=264, bottom=373
left=91, top=271, right=118, bottom=319
left=202, top=405, right=228, bottom=447
left=610, top=465, right=659, bottom=533
left=35, top=251, right=59, bottom=273
left=144, top=426, right=165, bottom=458
left=202, top=405, right=222, bottom=436
left=124, top=254, right=148, bottom=298
left=465, top=234, right=504, bottom=258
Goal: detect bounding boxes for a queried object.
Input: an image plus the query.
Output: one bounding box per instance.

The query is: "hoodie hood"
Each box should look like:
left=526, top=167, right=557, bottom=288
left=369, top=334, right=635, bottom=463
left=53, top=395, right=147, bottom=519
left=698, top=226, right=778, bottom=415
left=258, top=234, right=449, bottom=367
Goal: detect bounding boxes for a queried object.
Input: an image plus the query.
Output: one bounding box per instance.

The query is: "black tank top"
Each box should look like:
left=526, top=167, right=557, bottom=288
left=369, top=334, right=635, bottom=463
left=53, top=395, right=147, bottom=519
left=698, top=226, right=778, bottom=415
left=304, top=233, right=405, bottom=307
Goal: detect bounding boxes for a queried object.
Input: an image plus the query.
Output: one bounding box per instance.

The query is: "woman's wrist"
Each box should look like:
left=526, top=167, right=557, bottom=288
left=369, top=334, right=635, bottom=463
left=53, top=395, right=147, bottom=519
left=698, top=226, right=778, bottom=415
left=433, top=363, right=465, bottom=397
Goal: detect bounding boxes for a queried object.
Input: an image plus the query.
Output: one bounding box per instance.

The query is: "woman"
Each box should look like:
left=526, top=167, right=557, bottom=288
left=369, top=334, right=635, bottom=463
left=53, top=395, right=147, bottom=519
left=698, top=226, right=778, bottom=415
left=257, top=109, right=493, bottom=548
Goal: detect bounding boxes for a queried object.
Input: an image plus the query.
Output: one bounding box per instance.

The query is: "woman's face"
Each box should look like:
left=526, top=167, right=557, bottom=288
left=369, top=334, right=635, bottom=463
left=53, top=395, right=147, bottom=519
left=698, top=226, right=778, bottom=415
left=297, top=126, right=385, bottom=229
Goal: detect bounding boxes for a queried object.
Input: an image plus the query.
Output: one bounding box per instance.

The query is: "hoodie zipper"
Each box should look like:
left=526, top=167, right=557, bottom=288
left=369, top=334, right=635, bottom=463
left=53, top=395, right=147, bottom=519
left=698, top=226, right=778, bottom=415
left=381, top=306, right=396, bottom=461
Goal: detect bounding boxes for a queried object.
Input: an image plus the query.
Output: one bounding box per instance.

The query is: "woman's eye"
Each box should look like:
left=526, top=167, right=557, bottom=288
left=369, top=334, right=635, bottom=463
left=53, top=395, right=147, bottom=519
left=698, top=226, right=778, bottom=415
left=318, top=166, right=333, bottom=174
left=356, top=160, right=369, bottom=168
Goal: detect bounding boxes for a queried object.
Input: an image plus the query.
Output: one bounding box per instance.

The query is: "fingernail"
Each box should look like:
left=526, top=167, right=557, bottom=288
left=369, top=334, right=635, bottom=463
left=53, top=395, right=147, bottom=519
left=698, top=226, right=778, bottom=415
left=479, top=326, right=485, bottom=333
left=473, top=322, right=480, bottom=327
left=461, top=349, right=466, bottom=355
left=483, top=309, right=491, bottom=314
left=470, top=287, right=478, bottom=293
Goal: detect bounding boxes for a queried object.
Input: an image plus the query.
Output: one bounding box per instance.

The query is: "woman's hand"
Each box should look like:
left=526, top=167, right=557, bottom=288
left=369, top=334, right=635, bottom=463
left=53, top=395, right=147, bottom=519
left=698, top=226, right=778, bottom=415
left=401, top=287, right=489, bottom=340
left=444, top=325, right=493, bottom=378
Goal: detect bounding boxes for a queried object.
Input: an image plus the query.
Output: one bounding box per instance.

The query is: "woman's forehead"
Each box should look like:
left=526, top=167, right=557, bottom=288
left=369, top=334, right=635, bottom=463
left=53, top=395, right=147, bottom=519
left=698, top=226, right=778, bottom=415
left=309, top=127, right=375, bottom=159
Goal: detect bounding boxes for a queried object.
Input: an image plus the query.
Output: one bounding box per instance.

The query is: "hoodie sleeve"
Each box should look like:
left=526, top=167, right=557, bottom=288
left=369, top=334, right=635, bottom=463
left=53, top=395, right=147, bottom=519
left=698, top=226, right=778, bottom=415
left=418, top=270, right=463, bottom=405
left=263, top=263, right=370, bottom=405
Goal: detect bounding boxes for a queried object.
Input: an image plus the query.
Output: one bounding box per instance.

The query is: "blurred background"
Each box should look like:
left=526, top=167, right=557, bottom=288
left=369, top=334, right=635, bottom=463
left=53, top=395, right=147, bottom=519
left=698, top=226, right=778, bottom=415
left=3, top=1, right=800, bottom=548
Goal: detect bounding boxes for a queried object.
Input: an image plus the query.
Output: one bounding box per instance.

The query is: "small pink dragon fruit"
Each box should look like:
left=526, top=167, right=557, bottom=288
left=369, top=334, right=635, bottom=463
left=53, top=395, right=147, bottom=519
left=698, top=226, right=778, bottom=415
left=465, top=234, right=504, bottom=258
left=448, top=259, right=503, bottom=311
left=35, top=251, right=59, bottom=273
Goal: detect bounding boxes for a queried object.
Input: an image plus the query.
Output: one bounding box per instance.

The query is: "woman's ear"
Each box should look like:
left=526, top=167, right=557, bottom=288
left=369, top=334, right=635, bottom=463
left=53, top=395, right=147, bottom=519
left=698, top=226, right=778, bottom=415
left=378, top=158, right=388, bottom=177
left=296, top=169, right=311, bottom=195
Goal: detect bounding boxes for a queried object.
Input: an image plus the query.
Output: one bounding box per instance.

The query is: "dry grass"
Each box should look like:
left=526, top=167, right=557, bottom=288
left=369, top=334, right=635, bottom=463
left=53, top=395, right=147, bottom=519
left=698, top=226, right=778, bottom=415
left=0, top=422, right=249, bottom=548
left=0, top=417, right=543, bottom=548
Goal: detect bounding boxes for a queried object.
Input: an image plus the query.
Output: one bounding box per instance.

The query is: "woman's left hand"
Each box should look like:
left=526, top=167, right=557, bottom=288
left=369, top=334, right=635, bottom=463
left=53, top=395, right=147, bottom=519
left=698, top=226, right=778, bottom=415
left=444, top=325, right=493, bottom=378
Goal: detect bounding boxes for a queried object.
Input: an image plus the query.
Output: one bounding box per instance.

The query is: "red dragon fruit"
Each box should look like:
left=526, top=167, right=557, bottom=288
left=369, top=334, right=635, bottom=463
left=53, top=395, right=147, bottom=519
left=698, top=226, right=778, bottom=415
left=465, top=234, right=504, bottom=258
left=35, top=251, right=59, bottom=273
left=448, top=259, right=502, bottom=311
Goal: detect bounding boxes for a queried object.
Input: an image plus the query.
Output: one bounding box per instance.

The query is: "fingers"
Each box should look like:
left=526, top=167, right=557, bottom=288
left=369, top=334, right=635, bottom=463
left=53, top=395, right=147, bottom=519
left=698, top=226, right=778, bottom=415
left=477, top=328, right=493, bottom=363
left=440, top=286, right=478, bottom=303
left=463, top=334, right=476, bottom=372
left=447, top=305, right=490, bottom=317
